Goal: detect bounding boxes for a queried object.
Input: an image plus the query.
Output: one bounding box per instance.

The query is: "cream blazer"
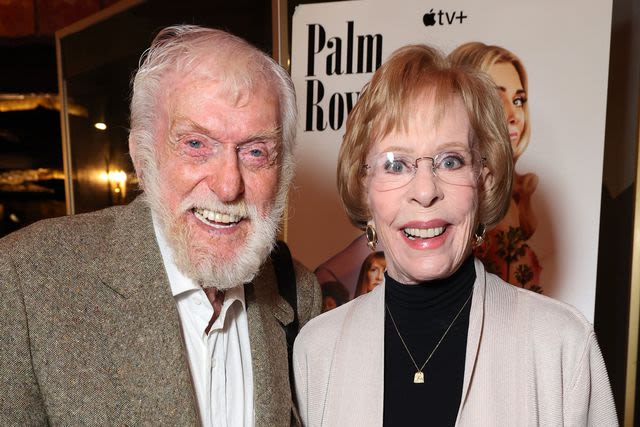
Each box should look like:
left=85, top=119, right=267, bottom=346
left=293, top=259, right=618, bottom=426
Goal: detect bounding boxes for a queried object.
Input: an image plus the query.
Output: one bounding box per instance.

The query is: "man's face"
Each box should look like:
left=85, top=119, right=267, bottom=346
left=148, top=70, right=282, bottom=288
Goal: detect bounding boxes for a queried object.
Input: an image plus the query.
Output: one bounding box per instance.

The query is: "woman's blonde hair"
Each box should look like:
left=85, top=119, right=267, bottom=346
left=337, top=44, right=513, bottom=230
left=448, top=42, right=530, bottom=160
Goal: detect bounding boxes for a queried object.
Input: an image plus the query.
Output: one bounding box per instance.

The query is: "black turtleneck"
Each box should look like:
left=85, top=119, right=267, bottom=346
left=383, top=256, right=475, bottom=427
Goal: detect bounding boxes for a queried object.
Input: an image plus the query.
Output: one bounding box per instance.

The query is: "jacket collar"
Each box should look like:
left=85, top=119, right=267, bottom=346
left=456, top=258, right=486, bottom=422
left=95, top=195, right=168, bottom=298
left=246, top=256, right=297, bottom=426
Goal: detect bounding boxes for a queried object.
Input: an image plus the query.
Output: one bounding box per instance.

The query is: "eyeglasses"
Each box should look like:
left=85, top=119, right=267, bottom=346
left=362, top=150, right=485, bottom=191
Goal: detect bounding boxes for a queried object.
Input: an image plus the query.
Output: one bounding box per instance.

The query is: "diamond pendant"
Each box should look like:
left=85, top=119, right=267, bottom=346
left=413, top=371, right=424, bottom=383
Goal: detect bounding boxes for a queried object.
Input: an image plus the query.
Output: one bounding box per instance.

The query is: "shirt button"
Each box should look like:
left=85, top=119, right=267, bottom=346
left=211, top=359, right=216, bottom=369
left=195, top=300, right=202, bottom=305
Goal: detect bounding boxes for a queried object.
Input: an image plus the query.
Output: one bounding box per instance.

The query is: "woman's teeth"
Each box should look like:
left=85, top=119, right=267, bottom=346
left=403, top=226, right=445, bottom=240
left=193, top=208, right=243, bottom=226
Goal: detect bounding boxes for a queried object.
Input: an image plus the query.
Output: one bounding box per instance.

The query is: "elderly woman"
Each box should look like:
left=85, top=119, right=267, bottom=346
left=293, top=45, right=617, bottom=426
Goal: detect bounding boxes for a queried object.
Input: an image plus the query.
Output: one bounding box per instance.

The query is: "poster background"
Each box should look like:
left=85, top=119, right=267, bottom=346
left=287, top=0, right=613, bottom=321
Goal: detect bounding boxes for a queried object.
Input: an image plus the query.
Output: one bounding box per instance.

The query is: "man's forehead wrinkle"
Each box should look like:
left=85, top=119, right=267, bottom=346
left=172, top=54, right=268, bottom=110
left=171, top=116, right=210, bottom=134
left=167, top=55, right=278, bottom=114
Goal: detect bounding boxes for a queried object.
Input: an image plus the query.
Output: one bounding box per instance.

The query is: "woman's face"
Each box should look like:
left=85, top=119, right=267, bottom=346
left=487, top=62, right=527, bottom=156
left=365, top=257, right=386, bottom=292
left=366, top=94, right=484, bottom=284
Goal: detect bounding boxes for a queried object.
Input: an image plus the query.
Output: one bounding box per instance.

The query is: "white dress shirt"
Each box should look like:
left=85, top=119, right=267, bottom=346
left=153, top=220, right=254, bottom=427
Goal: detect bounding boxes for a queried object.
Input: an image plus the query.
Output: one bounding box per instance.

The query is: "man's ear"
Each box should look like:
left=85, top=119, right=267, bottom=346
left=128, top=135, right=139, bottom=168
left=128, top=134, right=143, bottom=183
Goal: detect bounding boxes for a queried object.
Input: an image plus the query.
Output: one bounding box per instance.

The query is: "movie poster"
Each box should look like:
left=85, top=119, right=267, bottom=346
left=287, top=0, right=612, bottom=320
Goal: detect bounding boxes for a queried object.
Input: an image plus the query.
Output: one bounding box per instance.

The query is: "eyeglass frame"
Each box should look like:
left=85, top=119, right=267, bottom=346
left=361, top=150, right=487, bottom=190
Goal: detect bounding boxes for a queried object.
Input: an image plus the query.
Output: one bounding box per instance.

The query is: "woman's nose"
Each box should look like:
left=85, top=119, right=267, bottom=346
left=409, top=163, right=443, bottom=207
left=503, top=98, right=520, bottom=126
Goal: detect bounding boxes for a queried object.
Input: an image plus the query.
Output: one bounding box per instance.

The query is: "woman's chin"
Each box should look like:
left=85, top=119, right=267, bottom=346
left=389, top=250, right=470, bottom=283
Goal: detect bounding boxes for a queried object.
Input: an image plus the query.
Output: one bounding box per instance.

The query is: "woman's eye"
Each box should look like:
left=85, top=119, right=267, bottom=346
left=383, top=160, right=408, bottom=174
left=439, top=154, right=464, bottom=170
left=514, top=96, right=527, bottom=108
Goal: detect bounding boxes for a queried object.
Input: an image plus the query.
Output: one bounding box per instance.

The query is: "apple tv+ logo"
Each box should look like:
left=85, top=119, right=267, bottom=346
left=423, top=9, right=468, bottom=26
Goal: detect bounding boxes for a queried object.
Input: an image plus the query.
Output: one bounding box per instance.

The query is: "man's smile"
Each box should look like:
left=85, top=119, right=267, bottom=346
left=192, top=207, right=245, bottom=228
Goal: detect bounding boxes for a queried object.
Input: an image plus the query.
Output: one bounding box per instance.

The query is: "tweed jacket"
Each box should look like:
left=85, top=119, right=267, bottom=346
left=293, top=258, right=618, bottom=426
left=0, top=196, right=321, bottom=426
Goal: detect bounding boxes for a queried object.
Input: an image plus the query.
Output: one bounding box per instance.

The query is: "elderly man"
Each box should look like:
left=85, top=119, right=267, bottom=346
left=0, top=25, right=320, bottom=426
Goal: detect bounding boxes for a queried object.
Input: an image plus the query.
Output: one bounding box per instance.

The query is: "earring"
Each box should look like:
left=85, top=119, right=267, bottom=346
left=365, top=222, right=378, bottom=251
left=473, top=223, right=486, bottom=247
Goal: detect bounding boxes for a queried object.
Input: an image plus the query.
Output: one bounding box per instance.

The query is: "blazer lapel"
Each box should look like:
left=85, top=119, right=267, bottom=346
left=455, top=258, right=487, bottom=424
left=246, top=257, right=295, bottom=426
left=324, top=284, right=386, bottom=427
left=93, top=197, right=200, bottom=423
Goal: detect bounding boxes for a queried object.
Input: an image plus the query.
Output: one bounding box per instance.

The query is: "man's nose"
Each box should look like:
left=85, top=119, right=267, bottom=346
left=205, top=149, right=244, bottom=202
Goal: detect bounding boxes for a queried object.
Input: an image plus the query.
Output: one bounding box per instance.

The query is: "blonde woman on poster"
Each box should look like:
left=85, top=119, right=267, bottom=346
left=293, top=44, right=616, bottom=426
left=449, top=42, right=542, bottom=293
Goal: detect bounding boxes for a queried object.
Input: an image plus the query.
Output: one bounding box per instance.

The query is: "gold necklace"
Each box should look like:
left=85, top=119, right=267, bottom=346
left=385, top=290, right=473, bottom=384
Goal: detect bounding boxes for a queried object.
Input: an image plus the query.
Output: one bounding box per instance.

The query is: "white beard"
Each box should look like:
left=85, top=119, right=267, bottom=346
left=147, top=189, right=282, bottom=290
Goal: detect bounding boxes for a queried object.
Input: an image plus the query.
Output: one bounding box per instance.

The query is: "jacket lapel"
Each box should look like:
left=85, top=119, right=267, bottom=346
left=91, top=197, right=200, bottom=423
left=324, top=284, right=386, bottom=427
left=455, top=258, right=486, bottom=424
left=246, top=257, right=296, bottom=426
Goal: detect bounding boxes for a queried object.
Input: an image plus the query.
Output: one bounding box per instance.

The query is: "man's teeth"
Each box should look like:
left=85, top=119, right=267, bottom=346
left=193, top=208, right=243, bottom=225
left=403, top=226, right=445, bottom=239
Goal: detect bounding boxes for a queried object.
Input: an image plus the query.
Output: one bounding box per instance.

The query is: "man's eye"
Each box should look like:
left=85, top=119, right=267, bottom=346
left=248, top=148, right=266, bottom=158
left=187, top=139, right=203, bottom=149
left=238, top=143, right=274, bottom=169
left=239, top=144, right=269, bottom=159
